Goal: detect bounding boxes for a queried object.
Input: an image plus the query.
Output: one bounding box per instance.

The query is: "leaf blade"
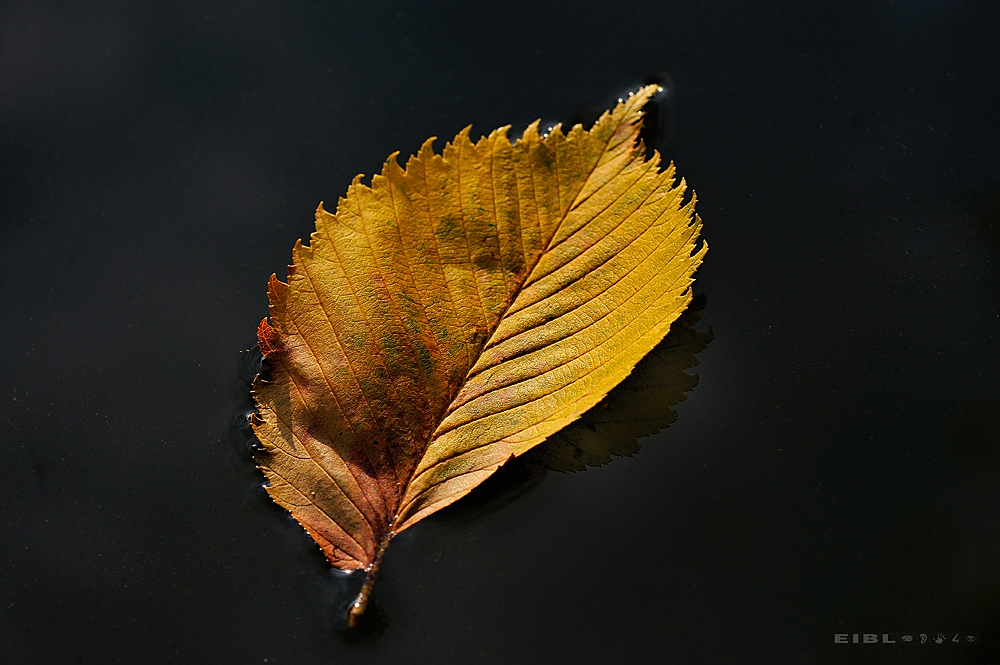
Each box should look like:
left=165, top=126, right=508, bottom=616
left=251, top=85, right=706, bottom=576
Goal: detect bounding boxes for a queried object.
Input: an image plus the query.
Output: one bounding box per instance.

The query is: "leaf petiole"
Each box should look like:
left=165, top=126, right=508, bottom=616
left=347, top=536, right=390, bottom=628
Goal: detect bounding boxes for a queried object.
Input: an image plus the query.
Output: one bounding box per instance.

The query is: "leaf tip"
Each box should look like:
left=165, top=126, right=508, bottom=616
left=382, top=150, right=405, bottom=177
left=417, top=136, right=437, bottom=158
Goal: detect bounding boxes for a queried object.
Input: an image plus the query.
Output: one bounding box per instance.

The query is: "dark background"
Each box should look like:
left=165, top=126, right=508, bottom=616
left=2, top=1, right=998, bottom=663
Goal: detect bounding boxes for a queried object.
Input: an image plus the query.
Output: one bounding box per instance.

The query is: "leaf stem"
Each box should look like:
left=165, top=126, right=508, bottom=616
left=347, top=536, right=390, bottom=628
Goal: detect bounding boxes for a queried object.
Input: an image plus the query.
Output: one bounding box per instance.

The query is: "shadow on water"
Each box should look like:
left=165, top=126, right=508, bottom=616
left=432, top=293, right=712, bottom=522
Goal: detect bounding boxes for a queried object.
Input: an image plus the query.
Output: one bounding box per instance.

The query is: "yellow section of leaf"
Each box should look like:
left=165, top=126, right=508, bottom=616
left=250, top=85, right=706, bottom=619
left=526, top=296, right=712, bottom=473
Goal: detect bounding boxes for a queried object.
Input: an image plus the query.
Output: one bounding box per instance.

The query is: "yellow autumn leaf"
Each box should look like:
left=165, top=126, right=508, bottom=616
left=251, top=85, right=707, bottom=624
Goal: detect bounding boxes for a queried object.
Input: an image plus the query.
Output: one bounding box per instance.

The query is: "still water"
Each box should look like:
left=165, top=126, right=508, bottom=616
left=2, top=1, right=997, bottom=663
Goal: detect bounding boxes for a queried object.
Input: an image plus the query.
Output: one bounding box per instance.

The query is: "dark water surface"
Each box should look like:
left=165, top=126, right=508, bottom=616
left=2, top=1, right=998, bottom=663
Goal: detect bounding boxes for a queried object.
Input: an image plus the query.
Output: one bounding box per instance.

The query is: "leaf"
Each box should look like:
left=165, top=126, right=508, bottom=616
left=250, top=85, right=707, bottom=624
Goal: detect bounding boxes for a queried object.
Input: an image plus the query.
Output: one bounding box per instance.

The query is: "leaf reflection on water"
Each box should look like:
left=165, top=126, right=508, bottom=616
left=432, top=293, right=712, bottom=521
